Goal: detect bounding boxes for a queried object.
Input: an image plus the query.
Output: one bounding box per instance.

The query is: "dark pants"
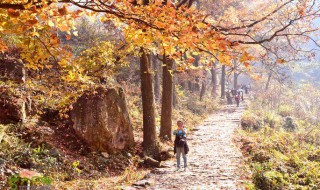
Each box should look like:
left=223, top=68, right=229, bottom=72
left=236, top=100, right=240, bottom=107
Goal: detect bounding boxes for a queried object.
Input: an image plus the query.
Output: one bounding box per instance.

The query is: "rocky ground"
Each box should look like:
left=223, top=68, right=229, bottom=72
left=131, top=100, right=248, bottom=190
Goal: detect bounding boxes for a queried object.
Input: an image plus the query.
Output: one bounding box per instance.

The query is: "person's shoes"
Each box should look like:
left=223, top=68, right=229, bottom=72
left=184, top=167, right=187, bottom=172
left=175, top=168, right=180, bottom=172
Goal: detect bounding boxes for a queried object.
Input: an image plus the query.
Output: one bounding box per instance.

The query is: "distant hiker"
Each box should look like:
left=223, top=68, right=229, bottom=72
left=173, top=121, right=189, bottom=171
left=226, top=90, right=233, bottom=104
left=237, top=89, right=244, bottom=101
left=244, top=85, right=249, bottom=94
left=235, top=92, right=240, bottom=107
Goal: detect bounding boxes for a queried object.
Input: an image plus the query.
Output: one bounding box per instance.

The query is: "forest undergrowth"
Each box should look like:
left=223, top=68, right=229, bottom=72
left=238, top=83, right=320, bottom=190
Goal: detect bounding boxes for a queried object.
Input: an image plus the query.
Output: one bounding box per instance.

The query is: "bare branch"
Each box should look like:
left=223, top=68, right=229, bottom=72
left=212, top=0, right=295, bottom=32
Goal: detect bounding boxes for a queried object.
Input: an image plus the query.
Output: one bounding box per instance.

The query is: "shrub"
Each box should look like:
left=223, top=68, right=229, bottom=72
left=252, top=151, right=271, bottom=163
left=278, top=104, right=293, bottom=117
left=264, top=111, right=282, bottom=129
left=241, top=111, right=262, bottom=131
left=307, top=149, right=320, bottom=162
left=9, top=173, right=52, bottom=190
left=282, top=117, right=297, bottom=132
left=253, top=170, right=286, bottom=190
left=240, top=82, right=320, bottom=190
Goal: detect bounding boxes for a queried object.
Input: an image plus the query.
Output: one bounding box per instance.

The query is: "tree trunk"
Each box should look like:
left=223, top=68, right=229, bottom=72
left=265, top=72, right=272, bottom=90
left=153, top=55, right=160, bottom=102
left=200, top=81, right=206, bottom=101
left=173, top=60, right=178, bottom=108
left=21, top=66, right=27, bottom=123
left=211, top=64, right=217, bottom=97
left=193, top=56, right=201, bottom=91
left=160, top=57, right=173, bottom=141
left=188, top=81, right=194, bottom=92
left=140, top=48, right=158, bottom=156
left=233, top=59, right=240, bottom=90
left=233, top=72, right=239, bottom=90
left=181, top=81, right=187, bottom=90
left=173, top=75, right=178, bottom=108
left=221, top=65, right=226, bottom=99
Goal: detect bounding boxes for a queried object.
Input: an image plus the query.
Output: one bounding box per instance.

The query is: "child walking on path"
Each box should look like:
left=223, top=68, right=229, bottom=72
left=173, top=121, right=189, bottom=171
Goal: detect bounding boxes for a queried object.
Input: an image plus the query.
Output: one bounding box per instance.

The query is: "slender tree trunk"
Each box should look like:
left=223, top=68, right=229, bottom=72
left=221, top=65, right=226, bottom=99
left=265, top=72, right=272, bottom=90
left=234, top=72, right=239, bottom=90
left=188, top=81, right=194, bottom=92
left=233, top=59, right=240, bottom=90
left=200, top=81, right=206, bottom=101
left=173, top=75, right=178, bottom=108
left=181, top=81, right=186, bottom=90
left=160, top=57, right=173, bottom=141
left=18, top=66, right=27, bottom=124
left=211, top=64, right=217, bottom=97
left=194, top=56, right=201, bottom=91
left=140, top=48, right=158, bottom=156
left=153, top=55, right=160, bottom=102
left=173, top=61, right=178, bottom=108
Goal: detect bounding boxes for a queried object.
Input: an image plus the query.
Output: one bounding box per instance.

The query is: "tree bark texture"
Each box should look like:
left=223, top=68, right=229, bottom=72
left=140, top=48, right=158, bottom=156
left=265, top=72, right=272, bottom=90
left=160, top=57, right=173, bottom=141
left=211, top=64, right=218, bottom=97
left=173, top=75, right=178, bottom=108
left=221, top=65, right=226, bottom=99
left=234, top=72, right=239, bottom=90
left=153, top=54, right=160, bottom=102
left=200, top=81, right=207, bottom=101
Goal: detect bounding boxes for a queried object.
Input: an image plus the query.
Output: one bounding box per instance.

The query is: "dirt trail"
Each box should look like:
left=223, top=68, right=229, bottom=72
left=131, top=101, right=248, bottom=190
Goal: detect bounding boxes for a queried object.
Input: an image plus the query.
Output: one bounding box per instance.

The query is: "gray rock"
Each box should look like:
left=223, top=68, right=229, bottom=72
left=101, top=152, right=109, bottom=158
left=0, top=58, right=27, bottom=124
left=48, top=148, right=61, bottom=158
left=133, top=180, right=151, bottom=187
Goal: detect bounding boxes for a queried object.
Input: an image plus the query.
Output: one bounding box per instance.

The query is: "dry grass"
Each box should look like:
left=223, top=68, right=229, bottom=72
left=52, top=156, right=150, bottom=190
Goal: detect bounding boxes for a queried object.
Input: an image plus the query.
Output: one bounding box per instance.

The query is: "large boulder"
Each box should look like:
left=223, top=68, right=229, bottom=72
left=0, top=56, right=27, bottom=124
left=0, top=57, right=25, bottom=83
left=0, top=95, right=26, bottom=124
left=70, top=87, right=134, bottom=153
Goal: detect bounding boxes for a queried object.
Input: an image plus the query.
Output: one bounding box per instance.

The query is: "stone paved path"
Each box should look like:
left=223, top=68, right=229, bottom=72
left=133, top=102, right=248, bottom=190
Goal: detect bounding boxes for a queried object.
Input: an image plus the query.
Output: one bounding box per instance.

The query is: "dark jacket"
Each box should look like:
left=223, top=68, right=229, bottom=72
left=174, top=134, right=189, bottom=154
